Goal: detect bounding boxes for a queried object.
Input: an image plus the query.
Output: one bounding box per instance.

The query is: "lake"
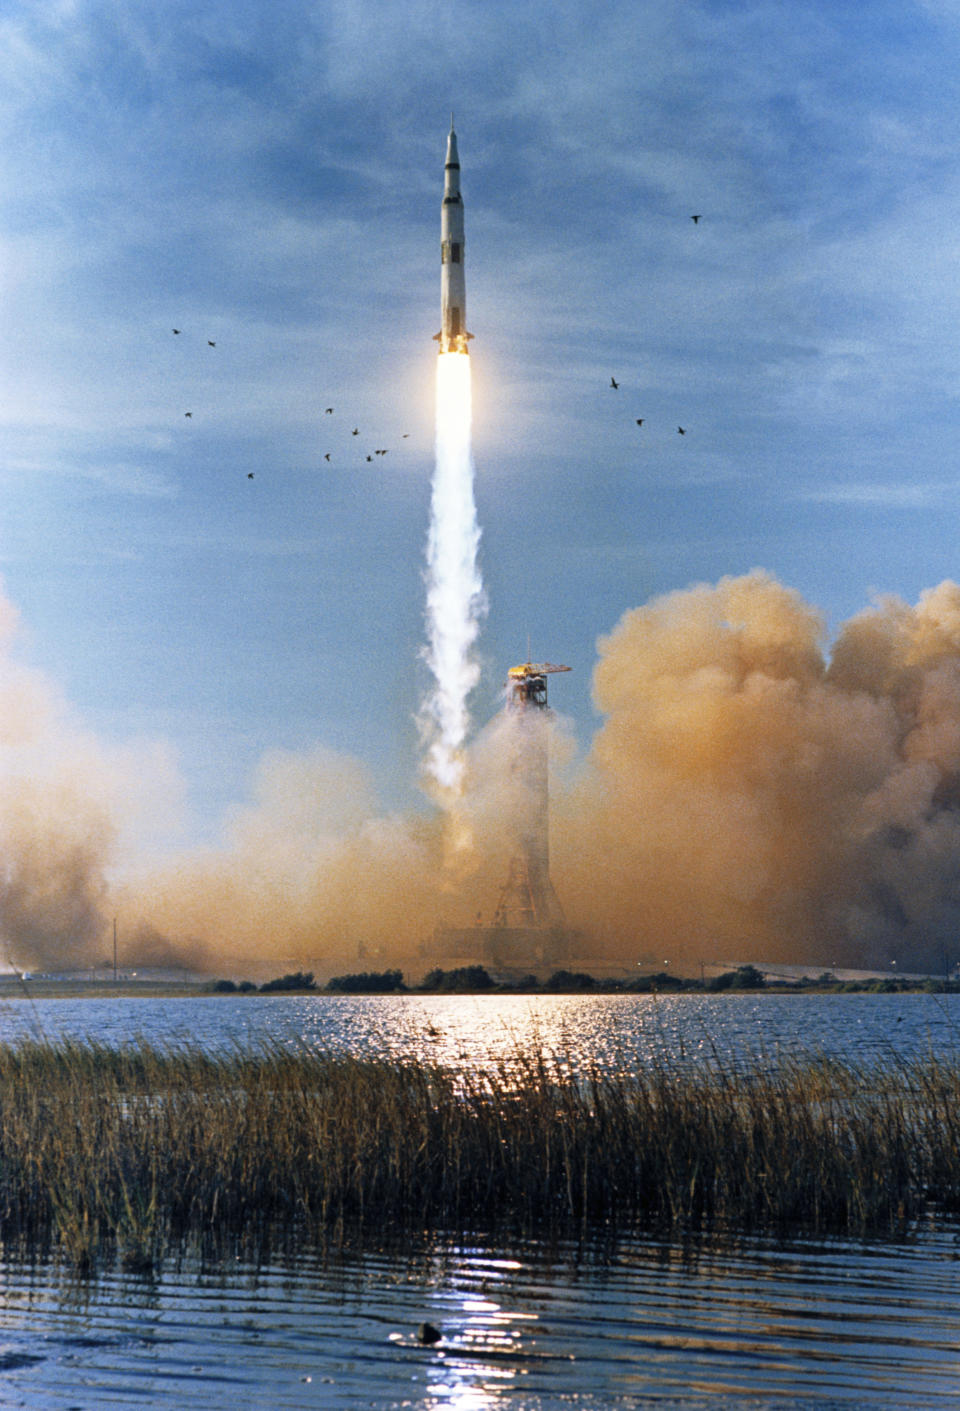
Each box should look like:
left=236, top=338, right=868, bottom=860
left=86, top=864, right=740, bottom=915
left=0, top=991, right=957, bottom=1408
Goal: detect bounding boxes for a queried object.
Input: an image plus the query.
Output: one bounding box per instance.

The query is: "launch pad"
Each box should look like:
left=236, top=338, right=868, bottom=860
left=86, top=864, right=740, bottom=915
left=426, top=921, right=573, bottom=974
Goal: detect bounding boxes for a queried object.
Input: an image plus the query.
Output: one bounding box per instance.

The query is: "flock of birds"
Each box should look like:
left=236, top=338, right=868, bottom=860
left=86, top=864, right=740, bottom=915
left=321, top=406, right=410, bottom=465
left=171, top=327, right=409, bottom=476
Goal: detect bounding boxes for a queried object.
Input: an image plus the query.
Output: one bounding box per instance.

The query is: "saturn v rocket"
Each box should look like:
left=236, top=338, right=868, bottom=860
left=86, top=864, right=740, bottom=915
left=434, top=120, right=473, bottom=355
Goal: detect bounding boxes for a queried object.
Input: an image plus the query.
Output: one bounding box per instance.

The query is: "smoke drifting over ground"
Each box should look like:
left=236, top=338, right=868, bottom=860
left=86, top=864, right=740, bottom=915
left=7, top=569, right=960, bottom=975
left=113, top=749, right=446, bottom=975
left=0, top=586, right=163, bottom=972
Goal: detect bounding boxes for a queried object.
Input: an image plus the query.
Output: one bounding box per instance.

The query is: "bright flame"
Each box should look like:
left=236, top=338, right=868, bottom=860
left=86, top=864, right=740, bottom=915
left=420, top=352, right=486, bottom=806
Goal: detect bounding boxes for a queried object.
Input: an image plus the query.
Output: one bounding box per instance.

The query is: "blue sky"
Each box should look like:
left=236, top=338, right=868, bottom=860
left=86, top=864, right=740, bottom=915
left=4, top=0, right=960, bottom=859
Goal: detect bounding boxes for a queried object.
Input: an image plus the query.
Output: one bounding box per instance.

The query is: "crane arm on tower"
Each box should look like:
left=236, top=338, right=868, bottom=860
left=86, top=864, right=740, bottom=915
left=508, top=662, right=571, bottom=680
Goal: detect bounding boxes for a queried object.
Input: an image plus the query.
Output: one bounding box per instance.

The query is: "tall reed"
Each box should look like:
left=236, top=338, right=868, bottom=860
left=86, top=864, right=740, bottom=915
left=0, top=1039, right=954, bottom=1268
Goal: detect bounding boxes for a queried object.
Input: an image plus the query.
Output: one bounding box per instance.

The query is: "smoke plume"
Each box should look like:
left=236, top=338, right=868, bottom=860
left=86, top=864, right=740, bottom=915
left=419, top=353, right=486, bottom=805
left=554, top=571, right=960, bottom=972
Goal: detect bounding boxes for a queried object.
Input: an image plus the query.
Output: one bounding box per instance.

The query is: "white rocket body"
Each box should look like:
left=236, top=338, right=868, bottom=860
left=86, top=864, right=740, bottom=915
left=435, top=124, right=472, bottom=354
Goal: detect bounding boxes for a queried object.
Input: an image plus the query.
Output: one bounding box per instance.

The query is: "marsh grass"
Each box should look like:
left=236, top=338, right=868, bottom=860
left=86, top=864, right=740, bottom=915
left=1, top=1038, right=959, bottom=1268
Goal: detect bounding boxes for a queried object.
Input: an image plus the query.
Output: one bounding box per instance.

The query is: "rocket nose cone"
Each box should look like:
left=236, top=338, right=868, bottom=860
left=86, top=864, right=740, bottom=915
left=445, top=128, right=459, bottom=166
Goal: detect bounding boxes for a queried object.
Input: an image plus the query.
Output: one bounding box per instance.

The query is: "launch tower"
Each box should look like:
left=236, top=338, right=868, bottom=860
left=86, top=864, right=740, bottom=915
left=491, top=662, right=570, bottom=930
left=426, top=658, right=575, bottom=974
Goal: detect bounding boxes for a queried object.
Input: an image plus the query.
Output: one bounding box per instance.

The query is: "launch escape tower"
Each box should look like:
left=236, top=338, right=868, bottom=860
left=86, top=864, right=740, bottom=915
left=491, top=662, right=570, bottom=930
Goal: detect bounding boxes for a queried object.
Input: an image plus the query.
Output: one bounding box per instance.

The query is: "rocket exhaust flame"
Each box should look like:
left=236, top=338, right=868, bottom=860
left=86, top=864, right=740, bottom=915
left=420, top=351, right=485, bottom=802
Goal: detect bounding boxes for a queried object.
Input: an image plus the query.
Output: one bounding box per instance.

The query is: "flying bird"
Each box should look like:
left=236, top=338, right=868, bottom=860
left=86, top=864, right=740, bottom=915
left=324, top=453, right=331, bottom=462
left=207, top=340, right=216, bottom=347
left=366, top=455, right=373, bottom=462
left=172, top=328, right=180, bottom=335
left=352, top=428, right=359, bottom=436
left=610, top=377, right=619, bottom=389
left=402, top=433, right=410, bottom=438
left=677, top=426, right=686, bottom=434
left=691, top=214, right=701, bottom=224
left=325, top=408, right=334, bottom=414
left=184, top=412, right=192, bottom=418
left=247, top=472, right=254, bottom=479
left=635, top=418, right=644, bottom=426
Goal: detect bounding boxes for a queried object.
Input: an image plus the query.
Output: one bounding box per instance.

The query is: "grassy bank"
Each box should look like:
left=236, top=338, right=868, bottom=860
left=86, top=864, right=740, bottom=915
left=1, top=1040, right=958, bottom=1269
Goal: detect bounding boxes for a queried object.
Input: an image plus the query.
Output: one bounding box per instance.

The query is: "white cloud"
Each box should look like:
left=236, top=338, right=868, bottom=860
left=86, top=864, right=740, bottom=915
left=802, top=481, right=947, bottom=509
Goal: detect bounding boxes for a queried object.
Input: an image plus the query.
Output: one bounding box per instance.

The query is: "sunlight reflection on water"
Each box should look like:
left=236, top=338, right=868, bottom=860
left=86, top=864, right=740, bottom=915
left=0, top=1227, right=958, bottom=1407
left=0, top=990, right=958, bottom=1077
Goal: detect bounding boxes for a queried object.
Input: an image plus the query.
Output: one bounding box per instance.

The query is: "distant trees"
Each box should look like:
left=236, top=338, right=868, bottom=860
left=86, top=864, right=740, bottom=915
left=543, top=969, right=597, bottom=991
left=627, top=971, right=688, bottom=992
left=325, top=970, right=406, bottom=993
left=201, top=962, right=959, bottom=997
left=259, top=971, right=318, bottom=993
left=419, top=965, right=495, bottom=993
left=709, top=965, right=765, bottom=991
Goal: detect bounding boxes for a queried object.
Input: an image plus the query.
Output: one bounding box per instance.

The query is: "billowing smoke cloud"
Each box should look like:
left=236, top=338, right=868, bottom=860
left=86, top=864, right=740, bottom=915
left=9, top=564, right=960, bottom=977
left=0, top=577, right=454, bottom=977
left=114, top=747, right=448, bottom=976
left=555, top=571, right=960, bottom=972
left=0, top=588, right=139, bottom=971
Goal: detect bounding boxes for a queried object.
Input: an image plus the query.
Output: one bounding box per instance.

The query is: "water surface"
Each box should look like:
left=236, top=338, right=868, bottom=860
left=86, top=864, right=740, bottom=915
left=0, top=990, right=956, bottom=1076
left=0, top=1226, right=957, bottom=1408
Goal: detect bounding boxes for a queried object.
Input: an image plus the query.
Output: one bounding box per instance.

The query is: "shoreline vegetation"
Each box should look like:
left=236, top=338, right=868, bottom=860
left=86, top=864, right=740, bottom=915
left=220, top=964, right=960, bottom=996
left=0, top=1037, right=959, bottom=1273
left=0, top=964, right=956, bottom=1000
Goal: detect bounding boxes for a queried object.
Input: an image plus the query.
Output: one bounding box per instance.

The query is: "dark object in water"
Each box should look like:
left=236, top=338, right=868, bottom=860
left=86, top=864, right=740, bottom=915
left=417, top=1322, right=442, bottom=1345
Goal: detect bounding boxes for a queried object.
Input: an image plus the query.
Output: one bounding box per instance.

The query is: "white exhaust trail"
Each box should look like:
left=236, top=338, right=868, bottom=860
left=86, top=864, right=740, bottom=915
left=420, top=352, right=486, bottom=803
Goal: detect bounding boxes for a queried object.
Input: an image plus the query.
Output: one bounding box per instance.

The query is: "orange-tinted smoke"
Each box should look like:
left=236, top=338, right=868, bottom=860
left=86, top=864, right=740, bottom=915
left=8, top=567, right=960, bottom=977
left=553, top=571, right=960, bottom=971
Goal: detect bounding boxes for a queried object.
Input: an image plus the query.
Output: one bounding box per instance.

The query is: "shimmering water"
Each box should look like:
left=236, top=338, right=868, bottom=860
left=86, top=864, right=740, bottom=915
left=0, top=992, right=957, bottom=1407
left=1, top=989, right=957, bottom=1075
left=0, top=1229, right=959, bottom=1408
